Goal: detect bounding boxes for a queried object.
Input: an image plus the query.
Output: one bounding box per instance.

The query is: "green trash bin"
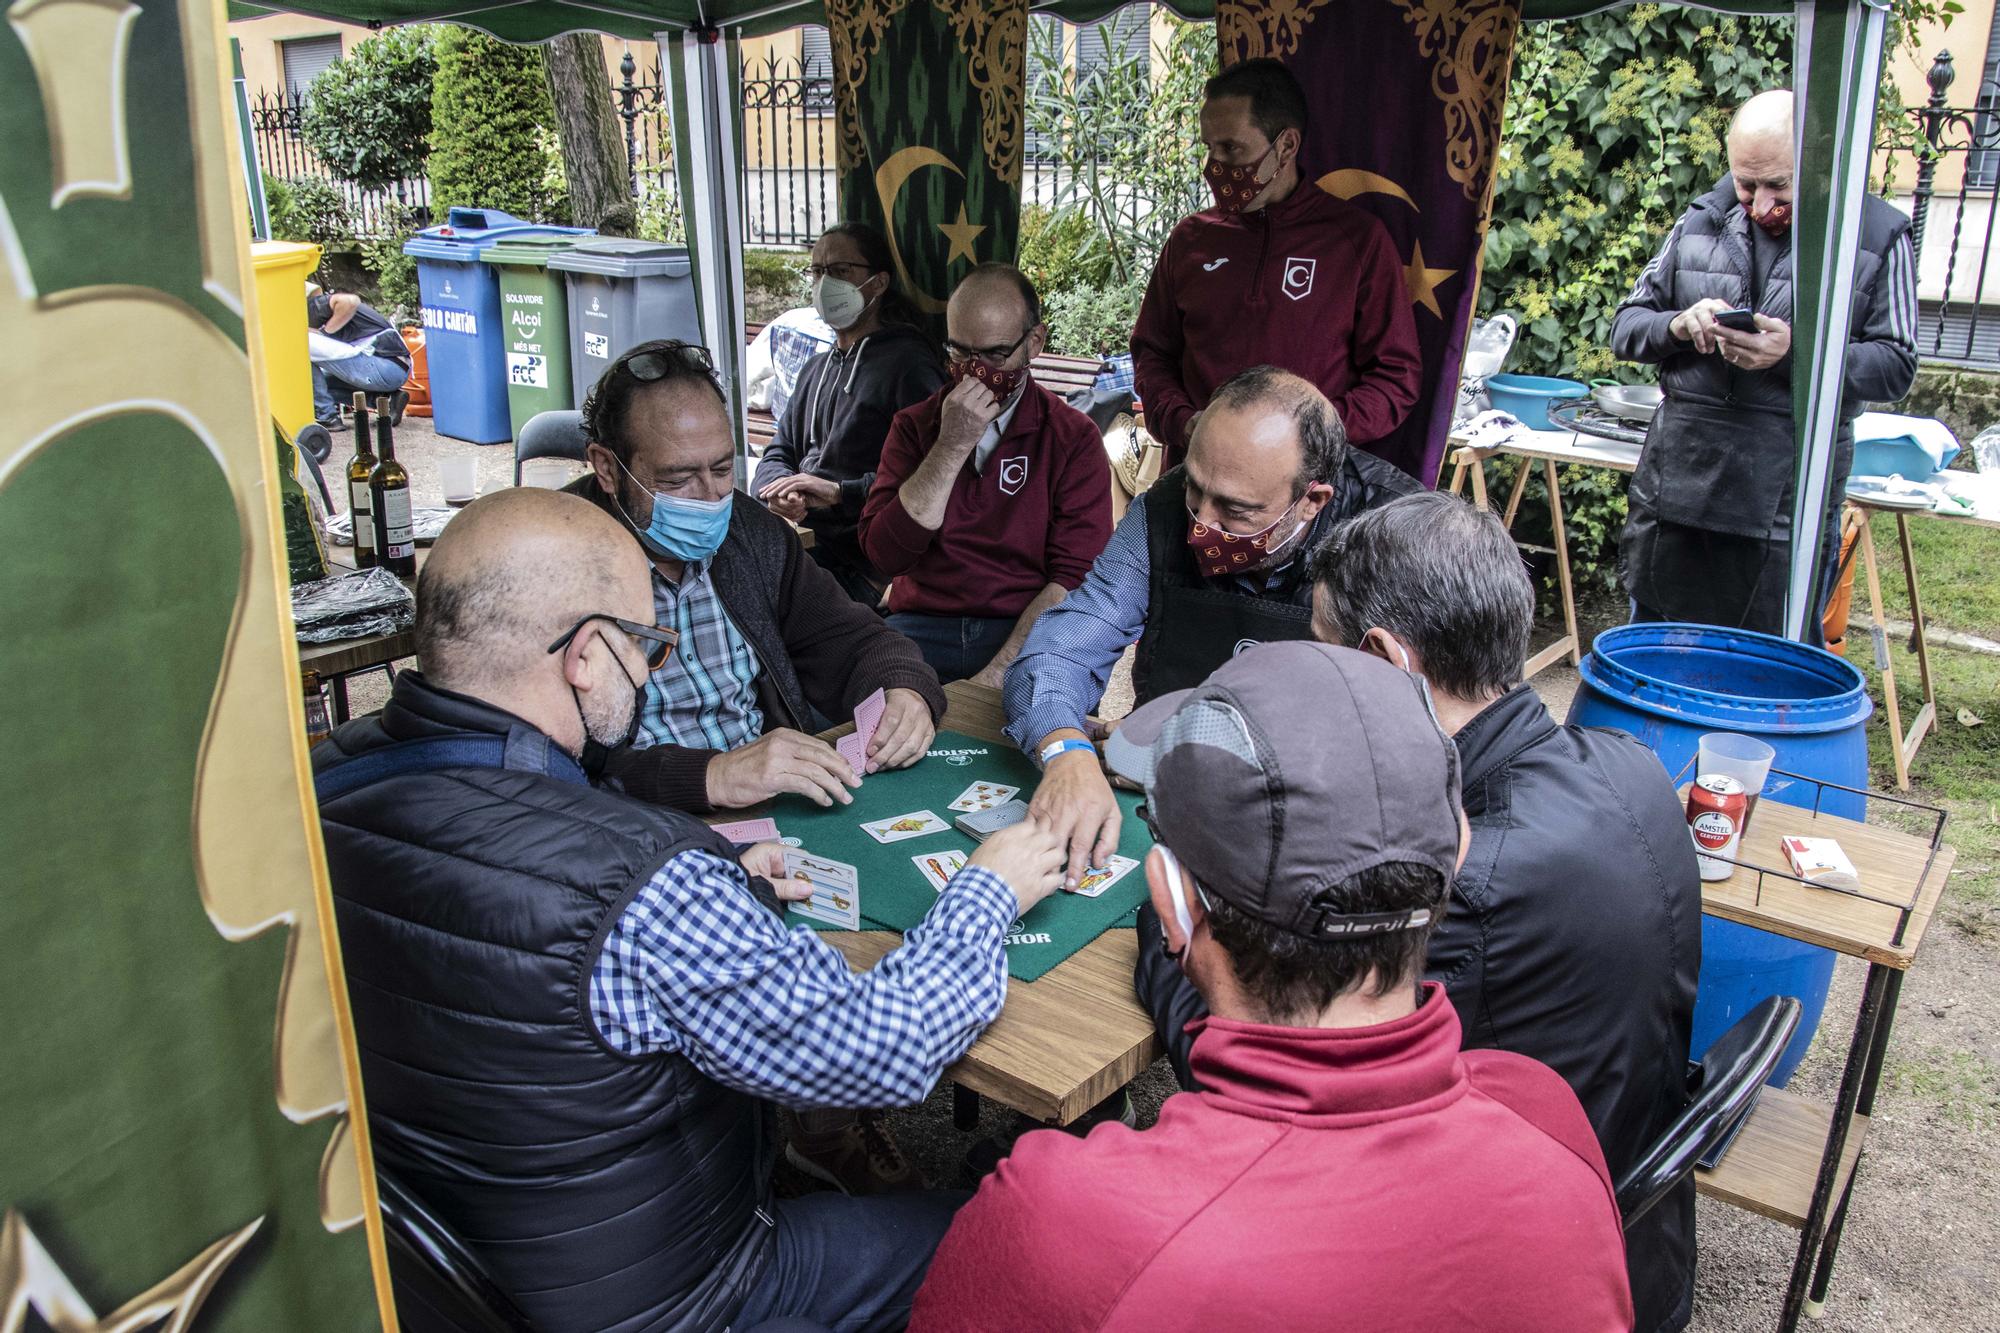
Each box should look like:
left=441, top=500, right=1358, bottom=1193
left=480, top=235, right=584, bottom=439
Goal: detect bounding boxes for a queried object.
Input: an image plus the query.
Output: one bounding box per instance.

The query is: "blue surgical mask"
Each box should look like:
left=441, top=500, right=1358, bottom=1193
left=613, top=457, right=733, bottom=562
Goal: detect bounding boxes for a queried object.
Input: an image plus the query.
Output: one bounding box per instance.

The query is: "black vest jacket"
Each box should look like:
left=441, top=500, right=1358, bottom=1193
left=314, top=673, right=778, bottom=1333
left=1131, top=453, right=1423, bottom=704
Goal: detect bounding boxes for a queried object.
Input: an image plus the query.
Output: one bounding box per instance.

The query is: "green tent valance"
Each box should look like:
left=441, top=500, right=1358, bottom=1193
left=225, top=0, right=1792, bottom=44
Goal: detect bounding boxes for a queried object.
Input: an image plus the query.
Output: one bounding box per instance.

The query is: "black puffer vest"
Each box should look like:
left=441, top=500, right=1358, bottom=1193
left=315, top=673, right=778, bottom=1332
left=1131, top=452, right=1422, bottom=704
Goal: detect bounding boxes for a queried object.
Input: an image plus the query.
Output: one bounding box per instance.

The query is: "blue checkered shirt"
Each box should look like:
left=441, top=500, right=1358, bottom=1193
left=633, top=558, right=766, bottom=753
left=589, top=851, right=1017, bottom=1108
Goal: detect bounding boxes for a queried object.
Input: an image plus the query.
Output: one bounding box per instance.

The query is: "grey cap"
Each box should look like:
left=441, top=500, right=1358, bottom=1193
left=1109, top=641, right=1463, bottom=939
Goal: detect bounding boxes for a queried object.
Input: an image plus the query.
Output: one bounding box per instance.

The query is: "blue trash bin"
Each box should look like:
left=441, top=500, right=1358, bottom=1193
left=405, top=209, right=592, bottom=444
left=1568, top=623, right=1873, bottom=1086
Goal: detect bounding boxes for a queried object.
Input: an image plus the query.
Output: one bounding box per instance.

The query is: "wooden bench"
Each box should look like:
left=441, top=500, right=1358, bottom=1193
left=743, top=321, right=1105, bottom=461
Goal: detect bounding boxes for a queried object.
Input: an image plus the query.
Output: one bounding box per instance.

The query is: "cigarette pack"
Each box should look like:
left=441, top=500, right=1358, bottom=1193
left=1780, top=835, right=1860, bottom=892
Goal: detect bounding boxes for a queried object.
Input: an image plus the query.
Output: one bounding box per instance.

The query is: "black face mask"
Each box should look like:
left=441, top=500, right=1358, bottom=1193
left=572, top=641, right=645, bottom=780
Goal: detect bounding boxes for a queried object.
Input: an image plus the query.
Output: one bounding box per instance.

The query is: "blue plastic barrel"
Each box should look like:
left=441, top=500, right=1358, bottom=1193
left=1567, top=623, right=1873, bottom=1085
left=404, top=209, right=591, bottom=444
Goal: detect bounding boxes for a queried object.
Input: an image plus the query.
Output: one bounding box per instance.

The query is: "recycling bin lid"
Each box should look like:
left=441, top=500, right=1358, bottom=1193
left=250, top=239, right=321, bottom=269
left=405, top=208, right=593, bottom=260
left=480, top=235, right=587, bottom=266
left=547, top=237, right=692, bottom=278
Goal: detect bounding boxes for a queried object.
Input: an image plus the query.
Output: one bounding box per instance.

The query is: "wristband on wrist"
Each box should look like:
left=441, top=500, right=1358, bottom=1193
left=1038, top=738, right=1096, bottom=768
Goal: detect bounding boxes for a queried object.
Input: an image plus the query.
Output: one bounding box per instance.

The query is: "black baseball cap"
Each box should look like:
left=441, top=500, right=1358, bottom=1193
left=1106, top=642, right=1462, bottom=939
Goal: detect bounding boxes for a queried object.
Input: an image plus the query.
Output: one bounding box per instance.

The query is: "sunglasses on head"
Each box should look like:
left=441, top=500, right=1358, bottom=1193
left=620, top=341, right=714, bottom=384
left=546, top=614, right=679, bottom=672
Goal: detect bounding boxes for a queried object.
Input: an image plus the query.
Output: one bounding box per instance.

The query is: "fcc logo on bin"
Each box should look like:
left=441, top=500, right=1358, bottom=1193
left=1281, top=257, right=1316, bottom=301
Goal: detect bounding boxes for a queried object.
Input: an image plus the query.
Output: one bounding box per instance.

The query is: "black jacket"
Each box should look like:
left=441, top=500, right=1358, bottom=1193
left=316, top=672, right=779, bottom=1332
left=1611, top=176, right=1917, bottom=540
left=1135, top=683, right=1703, bottom=1332
left=750, top=323, right=946, bottom=569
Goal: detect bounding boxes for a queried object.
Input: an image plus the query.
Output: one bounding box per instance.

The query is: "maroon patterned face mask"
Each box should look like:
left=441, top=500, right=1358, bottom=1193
left=1752, top=201, right=1793, bottom=237
left=1204, top=143, right=1277, bottom=214
left=950, top=356, right=1027, bottom=400
left=1185, top=494, right=1305, bottom=580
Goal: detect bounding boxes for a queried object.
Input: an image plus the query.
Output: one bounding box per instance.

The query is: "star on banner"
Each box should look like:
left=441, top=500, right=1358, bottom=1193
left=1403, top=239, right=1457, bottom=319
left=938, top=205, right=987, bottom=266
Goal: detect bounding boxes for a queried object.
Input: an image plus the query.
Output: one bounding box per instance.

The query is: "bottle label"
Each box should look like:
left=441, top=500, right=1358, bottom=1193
left=382, top=487, right=415, bottom=558
left=348, top=479, right=374, bottom=548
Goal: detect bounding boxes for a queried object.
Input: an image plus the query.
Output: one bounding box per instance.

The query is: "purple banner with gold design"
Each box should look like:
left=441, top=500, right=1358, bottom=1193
left=1219, top=0, right=1521, bottom=484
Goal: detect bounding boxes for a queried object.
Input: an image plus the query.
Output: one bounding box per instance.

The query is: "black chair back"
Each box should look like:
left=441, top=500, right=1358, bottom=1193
left=514, top=410, right=591, bottom=487
left=1615, top=995, right=1802, bottom=1229
left=376, top=1167, right=537, bottom=1333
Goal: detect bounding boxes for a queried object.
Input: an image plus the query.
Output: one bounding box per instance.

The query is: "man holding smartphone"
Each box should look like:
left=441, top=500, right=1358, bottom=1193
left=1611, top=89, right=1918, bottom=637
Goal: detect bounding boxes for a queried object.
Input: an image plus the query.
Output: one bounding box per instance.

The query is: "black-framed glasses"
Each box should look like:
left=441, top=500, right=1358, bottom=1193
left=942, top=326, right=1035, bottom=367
left=546, top=614, right=679, bottom=672
left=804, top=261, right=875, bottom=282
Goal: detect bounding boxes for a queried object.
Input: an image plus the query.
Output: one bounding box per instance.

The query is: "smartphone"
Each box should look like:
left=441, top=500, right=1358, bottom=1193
left=1713, top=307, right=1761, bottom=333
left=955, top=799, right=1031, bottom=843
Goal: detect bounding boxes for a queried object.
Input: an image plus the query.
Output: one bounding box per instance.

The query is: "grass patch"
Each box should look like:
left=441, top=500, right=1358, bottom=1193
left=1882, top=1047, right=2000, bottom=1131
left=1845, top=510, right=2000, bottom=640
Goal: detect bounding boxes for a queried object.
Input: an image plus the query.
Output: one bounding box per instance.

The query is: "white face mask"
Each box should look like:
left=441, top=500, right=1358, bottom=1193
left=813, top=274, right=874, bottom=331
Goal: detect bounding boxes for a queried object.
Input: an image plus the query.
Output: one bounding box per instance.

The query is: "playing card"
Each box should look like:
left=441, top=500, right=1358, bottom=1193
left=1072, top=855, right=1140, bottom=898
left=711, top=817, right=779, bottom=844
left=911, top=849, right=969, bottom=892
left=836, top=687, right=888, bottom=775
left=948, top=780, right=1021, bottom=813
left=861, top=810, right=949, bottom=844
left=784, top=850, right=861, bottom=929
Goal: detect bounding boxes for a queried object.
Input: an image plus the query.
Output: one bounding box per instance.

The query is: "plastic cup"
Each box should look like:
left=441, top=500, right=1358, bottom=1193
left=439, top=455, right=480, bottom=506
left=1698, top=732, right=1776, bottom=829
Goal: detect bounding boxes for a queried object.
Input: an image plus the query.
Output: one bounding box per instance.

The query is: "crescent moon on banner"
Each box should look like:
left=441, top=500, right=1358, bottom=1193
left=1316, top=168, right=1420, bottom=211
left=874, top=146, right=963, bottom=315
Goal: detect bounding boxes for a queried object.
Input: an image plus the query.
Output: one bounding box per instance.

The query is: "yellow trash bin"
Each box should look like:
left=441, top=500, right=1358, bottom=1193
left=250, top=240, right=322, bottom=434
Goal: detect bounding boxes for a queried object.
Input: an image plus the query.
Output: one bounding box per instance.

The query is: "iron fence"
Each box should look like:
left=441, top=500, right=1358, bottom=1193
left=247, top=89, right=429, bottom=239
left=1891, top=50, right=2000, bottom=367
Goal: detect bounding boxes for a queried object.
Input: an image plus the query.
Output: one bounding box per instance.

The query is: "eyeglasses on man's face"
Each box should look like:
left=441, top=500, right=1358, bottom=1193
left=942, top=326, right=1036, bottom=367
left=804, top=261, right=876, bottom=282
left=546, top=614, right=679, bottom=673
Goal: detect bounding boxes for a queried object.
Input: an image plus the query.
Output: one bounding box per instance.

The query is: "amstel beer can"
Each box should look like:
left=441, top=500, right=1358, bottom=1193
left=1687, top=774, right=1747, bottom=882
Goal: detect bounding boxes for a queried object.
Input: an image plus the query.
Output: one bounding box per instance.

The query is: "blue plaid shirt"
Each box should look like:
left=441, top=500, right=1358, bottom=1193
left=633, top=558, right=765, bottom=753
left=590, top=851, right=1017, bottom=1107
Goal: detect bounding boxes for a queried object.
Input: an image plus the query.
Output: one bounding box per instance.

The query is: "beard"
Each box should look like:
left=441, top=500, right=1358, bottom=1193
left=581, top=675, right=640, bottom=752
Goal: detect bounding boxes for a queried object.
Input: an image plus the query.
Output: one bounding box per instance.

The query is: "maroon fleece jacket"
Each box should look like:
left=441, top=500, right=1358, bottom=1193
left=1132, top=184, right=1424, bottom=468
left=913, top=985, right=1634, bottom=1333
left=859, top=379, right=1113, bottom=619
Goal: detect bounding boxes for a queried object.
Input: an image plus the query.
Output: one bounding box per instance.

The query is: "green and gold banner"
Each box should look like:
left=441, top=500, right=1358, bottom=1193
left=827, top=0, right=1027, bottom=326
left=1, top=0, right=392, bottom=1326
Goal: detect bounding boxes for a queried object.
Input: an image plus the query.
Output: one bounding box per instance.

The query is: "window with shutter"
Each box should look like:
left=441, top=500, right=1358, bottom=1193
left=280, top=34, right=343, bottom=98
left=799, top=25, right=834, bottom=113
left=1074, top=8, right=1149, bottom=88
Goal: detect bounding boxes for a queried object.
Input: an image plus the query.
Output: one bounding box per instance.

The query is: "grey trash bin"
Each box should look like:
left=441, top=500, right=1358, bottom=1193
left=548, top=238, right=702, bottom=407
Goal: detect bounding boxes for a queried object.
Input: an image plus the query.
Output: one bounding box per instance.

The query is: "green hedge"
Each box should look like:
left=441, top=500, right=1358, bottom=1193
left=427, top=28, right=566, bottom=223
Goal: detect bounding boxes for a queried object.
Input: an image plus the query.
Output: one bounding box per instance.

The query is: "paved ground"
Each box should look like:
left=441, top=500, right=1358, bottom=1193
left=324, top=417, right=2000, bottom=1331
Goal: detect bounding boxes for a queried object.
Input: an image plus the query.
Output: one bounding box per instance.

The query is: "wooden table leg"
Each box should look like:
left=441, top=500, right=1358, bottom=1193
left=1500, top=456, right=1534, bottom=531
left=1466, top=455, right=1490, bottom=511
left=1522, top=458, right=1583, bottom=678
left=1447, top=455, right=1469, bottom=498
left=1857, top=517, right=1911, bottom=791
left=1893, top=514, right=1937, bottom=781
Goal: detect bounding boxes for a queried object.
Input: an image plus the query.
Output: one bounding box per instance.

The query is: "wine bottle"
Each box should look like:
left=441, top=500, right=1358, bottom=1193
left=371, top=396, right=417, bottom=576
left=346, top=392, right=379, bottom=569
left=302, top=668, right=333, bottom=746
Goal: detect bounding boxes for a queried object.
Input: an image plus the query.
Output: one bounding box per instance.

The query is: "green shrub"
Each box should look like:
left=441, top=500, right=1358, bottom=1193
left=1045, top=280, right=1143, bottom=359
left=427, top=27, right=564, bottom=223
left=360, top=204, right=424, bottom=319
left=300, top=27, right=436, bottom=192
left=270, top=174, right=354, bottom=249
left=1018, top=206, right=1112, bottom=306
left=635, top=180, right=685, bottom=244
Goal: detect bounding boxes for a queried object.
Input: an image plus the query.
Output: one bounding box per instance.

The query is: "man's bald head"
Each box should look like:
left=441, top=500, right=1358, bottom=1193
left=415, top=488, right=652, bottom=695
left=1728, top=91, right=1795, bottom=224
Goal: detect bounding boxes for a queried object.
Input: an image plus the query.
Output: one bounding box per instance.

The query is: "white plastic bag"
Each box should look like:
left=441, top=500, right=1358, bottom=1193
left=1454, top=313, right=1518, bottom=427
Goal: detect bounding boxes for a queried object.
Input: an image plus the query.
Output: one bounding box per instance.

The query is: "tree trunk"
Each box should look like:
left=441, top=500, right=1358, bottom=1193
left=544, top=35, right=635, bottom=236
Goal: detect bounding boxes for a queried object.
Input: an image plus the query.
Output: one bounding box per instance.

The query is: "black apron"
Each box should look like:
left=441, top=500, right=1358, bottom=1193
left=1130, top=468, right=1318, bottom=705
